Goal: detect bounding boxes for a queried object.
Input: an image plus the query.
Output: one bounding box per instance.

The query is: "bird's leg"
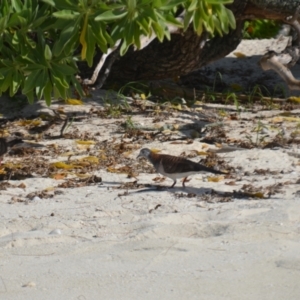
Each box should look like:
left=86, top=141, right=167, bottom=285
left=182, top=177, right=188, bottom=188
left=170, top=180, right=177, bottom=188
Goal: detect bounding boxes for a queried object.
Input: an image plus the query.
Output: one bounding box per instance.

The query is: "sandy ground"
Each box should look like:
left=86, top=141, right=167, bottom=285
left=1, top=38, right=300, bottom=300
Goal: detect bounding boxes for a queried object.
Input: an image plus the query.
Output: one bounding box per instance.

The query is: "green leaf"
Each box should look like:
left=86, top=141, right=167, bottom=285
left=0, top=70, right=13, bottom=93
left=70, top=75, right=84, bottom=98
left=35, top=69, right=48, bottom=99
left=10, top=71, right=22, bottom=96
left=52, top=21, right=78, bottom=57
left=43, top=78, right=53, bottom=106
left=183, top=10, right=193, bottom=30
left=11, top=0, right=23, bottom=12
left=206, top=0, right=233, bottom=4
left=41, top=0, right=55, bottom=6
left=86, top=25, right=96, bottom=67
left=23, top=70, right=42, bottom=94
left=51, top=62, right=76, bottom=76
left=44, top=44, right=52, bottom=60
left=152, top=21, right=165, bottom=42
left=51, top=73, right=67, bottom=99
left=120, top=39, right=129, bottom=56
left=187, top=0, right=198, bottom=12
left=24, top=89, right=34, bottom=104
left=95, top=10, right=127, bottom=22
left=136, top=17, right=151, bottom=35
left=160, top=0, right=184, bottom=10
left=53, top=10, right=80, bottom=20
left=225, top=8, right=236, bottom=29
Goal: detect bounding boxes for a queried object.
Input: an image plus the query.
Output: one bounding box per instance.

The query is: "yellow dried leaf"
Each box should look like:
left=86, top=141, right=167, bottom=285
left=252, top=192, right=265, bottom=199
left=140, top=93, right=146, bottom=100
left=56, top=107, right=65, bottom=114
left=162, top=130, right=172, bottom=135
left=3, top=162, right=22, bottom=169
left=50, top=162, right=76, bottom=170
left=282, top=116, right=300, bottom=122
left=44, top=187, right=55, bottom=191
left=279, top=111, right=292, bottom=117
left=288, top=96, right=300, bottom=103
left=201, top=144, right=209, bottom=149
left=207, top=176, right=224, bottom=182
left=233, top=52, right=246, bottom=58
left=194, top=101, right=203, bottom=105
left=80, top=156, right=99, bottom=163
left=76, top=140, right=96, bottom=145
left=51, top=173, right=67, bottom=180
left=194, top=107, right=203, bottom=112
left=65, top=99, right=83, bottom=105
left=0, top=129, right=9, bottom=136
left=75, top=173, right=90, bottom=178
left=218, top=110, right=228, bottom=117
left=17, top=119, right=41, bottom=127
left=60, top=152, right=75, bottom=157
left=271, top=117, right=283, bottom=123
left=171, top=103, right=182, bottom=110
left=196, top=151, right=208, bottom=156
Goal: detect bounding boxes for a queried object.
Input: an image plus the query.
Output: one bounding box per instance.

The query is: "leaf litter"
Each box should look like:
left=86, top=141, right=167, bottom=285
left=0, top=92, right=299, bottom=202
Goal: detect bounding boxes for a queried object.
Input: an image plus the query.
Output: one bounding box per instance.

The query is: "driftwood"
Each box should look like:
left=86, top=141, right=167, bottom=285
left=78, top=0, right=300, bottom=90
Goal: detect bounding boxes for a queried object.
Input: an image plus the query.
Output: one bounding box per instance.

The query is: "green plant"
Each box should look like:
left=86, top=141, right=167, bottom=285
left=243, top=19, right=281, bottom=39
left=0, top=0, right=235, bottom=105
left=245, top=119, right=269, bottom=147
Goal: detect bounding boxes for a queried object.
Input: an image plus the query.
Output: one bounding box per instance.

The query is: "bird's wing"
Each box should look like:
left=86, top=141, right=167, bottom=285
left=161, top=155, right=198, bottom=174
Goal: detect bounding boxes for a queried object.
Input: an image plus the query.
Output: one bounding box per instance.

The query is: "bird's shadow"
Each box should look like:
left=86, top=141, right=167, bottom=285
left=124, top=184, right=223, bottom=196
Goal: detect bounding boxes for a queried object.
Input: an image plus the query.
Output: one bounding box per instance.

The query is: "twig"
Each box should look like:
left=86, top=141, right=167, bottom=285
left=60, top=117, right=69, bottom=137
left=82, top=40, right=122, bottom=87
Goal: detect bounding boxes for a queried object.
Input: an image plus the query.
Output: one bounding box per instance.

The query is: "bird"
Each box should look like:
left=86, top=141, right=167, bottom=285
left=0, top=137, right=23, bottom=164
left=137, top=148, right=226, bottom=188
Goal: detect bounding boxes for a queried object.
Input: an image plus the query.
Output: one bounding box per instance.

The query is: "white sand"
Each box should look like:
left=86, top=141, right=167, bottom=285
left=1, top=38, right=300, bottom=300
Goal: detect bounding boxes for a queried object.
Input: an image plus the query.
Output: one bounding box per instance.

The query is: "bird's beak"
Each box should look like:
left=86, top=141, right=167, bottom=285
left=137, top=153, right=141, bottom=159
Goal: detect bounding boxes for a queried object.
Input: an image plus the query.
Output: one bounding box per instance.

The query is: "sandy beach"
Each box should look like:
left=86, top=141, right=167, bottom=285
left=1, top=38, right=300, bottom=299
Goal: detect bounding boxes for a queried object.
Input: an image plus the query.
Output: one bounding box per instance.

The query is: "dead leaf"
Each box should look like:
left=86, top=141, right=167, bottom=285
left=107, top=166, right=132, bottom=174
left=65, top=99, right=83, bottom=105
left=80, top=156, right=99, bottom=163
left=233, top=52, right=246, bottom=58
left=18, top=182, right=26, bottom=189
left=16, top=119, right=41, bottom=127
left=76, top=140, right=96, bottom=145
left=287, top=96, right=300, bottom=103
left=152, top=176, right=166, bottom=183
left=196, top=151, right=208, bottom=156
left=51, top=173, right=67, bottom=180
left=50, top=162, right=78, bottom=170
left=207, top=176, right=224, bottom=182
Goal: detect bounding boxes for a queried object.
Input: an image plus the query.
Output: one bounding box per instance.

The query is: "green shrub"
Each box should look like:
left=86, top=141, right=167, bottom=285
left=243, top=19, right=281, bottom=39
left=0, top=0, right=235, bottom=105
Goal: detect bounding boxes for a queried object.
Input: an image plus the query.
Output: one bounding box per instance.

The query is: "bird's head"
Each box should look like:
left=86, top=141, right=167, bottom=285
left=137, top=148, right=152, bottom=159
